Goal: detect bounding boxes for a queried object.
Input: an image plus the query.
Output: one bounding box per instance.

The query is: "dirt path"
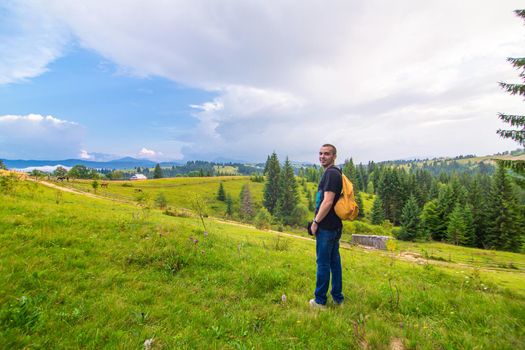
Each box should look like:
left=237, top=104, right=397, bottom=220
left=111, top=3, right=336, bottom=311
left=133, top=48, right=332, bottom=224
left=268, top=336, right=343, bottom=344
left=29, top=179, right=135, bottom=204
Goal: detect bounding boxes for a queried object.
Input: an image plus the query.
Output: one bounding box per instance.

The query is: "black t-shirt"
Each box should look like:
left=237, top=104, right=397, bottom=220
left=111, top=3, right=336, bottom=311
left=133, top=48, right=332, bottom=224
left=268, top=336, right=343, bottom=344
left=315, top=166, right=343, bottom=230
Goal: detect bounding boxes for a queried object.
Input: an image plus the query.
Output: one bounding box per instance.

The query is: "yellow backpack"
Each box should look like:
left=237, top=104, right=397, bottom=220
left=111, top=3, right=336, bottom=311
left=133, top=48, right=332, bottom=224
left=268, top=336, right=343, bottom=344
left=334, top=173, right=359, bottom=221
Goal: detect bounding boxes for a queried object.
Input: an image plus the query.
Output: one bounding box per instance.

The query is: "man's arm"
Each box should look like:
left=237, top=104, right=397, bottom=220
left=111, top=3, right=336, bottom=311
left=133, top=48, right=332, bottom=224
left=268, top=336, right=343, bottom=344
left=311, top=191, right=336, bottom=235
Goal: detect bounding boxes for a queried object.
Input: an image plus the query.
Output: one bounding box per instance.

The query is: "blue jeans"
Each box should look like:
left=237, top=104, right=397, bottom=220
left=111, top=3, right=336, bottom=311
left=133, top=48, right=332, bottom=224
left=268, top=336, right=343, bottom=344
left=314, top=227, right=344, bottom=305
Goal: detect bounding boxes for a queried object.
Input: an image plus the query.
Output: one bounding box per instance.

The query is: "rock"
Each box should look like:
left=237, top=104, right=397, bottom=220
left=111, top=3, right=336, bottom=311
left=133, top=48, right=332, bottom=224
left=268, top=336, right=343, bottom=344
left=351, top=235, right=392, bottom=250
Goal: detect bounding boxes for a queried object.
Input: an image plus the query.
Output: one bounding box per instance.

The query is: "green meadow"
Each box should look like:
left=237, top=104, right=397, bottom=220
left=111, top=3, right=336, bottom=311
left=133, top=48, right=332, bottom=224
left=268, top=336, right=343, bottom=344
left=1, top=176, right=524, bottom=349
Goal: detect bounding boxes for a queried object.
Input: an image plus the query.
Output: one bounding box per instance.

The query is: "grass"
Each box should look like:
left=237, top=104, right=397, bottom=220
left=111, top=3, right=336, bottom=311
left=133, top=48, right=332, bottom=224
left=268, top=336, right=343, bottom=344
left=1, top=177, right=525, bottom=349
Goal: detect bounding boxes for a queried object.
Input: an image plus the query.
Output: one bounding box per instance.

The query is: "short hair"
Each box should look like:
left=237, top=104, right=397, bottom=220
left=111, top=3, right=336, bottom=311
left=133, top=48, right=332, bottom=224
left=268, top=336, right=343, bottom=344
left=321, top=144, right=337, bottom=155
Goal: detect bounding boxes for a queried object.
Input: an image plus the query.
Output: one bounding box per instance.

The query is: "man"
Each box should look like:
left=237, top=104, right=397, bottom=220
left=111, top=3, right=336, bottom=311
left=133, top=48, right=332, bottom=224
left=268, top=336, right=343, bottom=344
left=310, top=144, right=344, bottom=309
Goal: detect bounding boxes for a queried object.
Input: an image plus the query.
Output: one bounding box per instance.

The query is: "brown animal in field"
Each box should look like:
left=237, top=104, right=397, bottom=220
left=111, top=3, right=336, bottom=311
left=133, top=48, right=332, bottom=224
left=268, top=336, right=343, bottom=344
left=100, top=183, right=108, bottom=188
left=134, top=188, right=143, bottom=193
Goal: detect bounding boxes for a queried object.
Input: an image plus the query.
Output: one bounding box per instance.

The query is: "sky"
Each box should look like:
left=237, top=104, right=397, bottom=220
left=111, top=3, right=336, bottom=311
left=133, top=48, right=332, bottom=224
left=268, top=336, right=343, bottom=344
left=0, top=0, right=524, bottom=164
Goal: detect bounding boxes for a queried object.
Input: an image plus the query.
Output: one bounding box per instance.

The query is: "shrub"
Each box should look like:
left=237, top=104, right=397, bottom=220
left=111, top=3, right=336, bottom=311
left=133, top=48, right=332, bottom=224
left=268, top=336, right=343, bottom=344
left=289, top=204, right=309, bottom=227
left=0, top=174, right=19, bottom=195
left=254, top=208, right=272, bottom=230
left=155, top=192, right=168, bottom=209
left=163, top=207, right=193, bottom=218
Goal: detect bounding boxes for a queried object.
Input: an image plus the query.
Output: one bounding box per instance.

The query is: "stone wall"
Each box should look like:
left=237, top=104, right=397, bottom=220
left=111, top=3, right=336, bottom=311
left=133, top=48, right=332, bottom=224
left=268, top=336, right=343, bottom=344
left=351, top=235, right=392, bottom=250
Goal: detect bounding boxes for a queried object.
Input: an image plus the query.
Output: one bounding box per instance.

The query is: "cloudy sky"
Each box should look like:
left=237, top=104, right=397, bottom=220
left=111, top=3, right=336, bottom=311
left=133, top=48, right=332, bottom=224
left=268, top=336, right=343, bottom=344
left=0, top=0, right=523, bottom=163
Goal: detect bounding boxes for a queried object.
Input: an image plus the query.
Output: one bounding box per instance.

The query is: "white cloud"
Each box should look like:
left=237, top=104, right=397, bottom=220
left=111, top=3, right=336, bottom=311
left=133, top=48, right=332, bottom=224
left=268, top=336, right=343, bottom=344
left=4, top=1, right=525, bottom=161
left=138, top=147, right=162, bottom=159
left=79, top=150, right=93, bottom=159
left=0, top=0, right=69, bottom=84
left=0, top=114, right=84, bottom=159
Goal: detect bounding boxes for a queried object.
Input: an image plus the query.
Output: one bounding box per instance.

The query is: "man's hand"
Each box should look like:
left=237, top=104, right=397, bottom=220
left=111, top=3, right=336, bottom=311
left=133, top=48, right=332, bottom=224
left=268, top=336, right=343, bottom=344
left=311, top=221, right=318, bottom=236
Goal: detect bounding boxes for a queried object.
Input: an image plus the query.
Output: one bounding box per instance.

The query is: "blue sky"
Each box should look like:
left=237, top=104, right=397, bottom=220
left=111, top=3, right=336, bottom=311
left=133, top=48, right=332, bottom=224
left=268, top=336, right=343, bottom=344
left=1, top=47, right=213, bottom=160
left=1, top=0, right=524, bottom=163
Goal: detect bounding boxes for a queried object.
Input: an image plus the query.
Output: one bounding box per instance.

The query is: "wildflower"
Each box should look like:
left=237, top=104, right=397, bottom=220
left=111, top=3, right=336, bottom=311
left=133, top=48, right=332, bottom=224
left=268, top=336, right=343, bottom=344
left=193, top=239, right=199, bottom=244
left=201, top=250, right=205, bottom=255
left=144, top=338, right=155, bottom=350
left=203, top=231, right=208, bottom=236
left=281, top=294, right=287, bottom=303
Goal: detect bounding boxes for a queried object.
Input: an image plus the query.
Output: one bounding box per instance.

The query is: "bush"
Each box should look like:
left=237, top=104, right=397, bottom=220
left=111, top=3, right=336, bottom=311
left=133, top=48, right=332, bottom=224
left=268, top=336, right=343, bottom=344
left=0, top=174, right=19, bottom=195
left=254, top=208, right=272, bottom=230
left=155, top=192, right=168, bottom=209
left=163, top=207, right=193, bottom=218
left=289, top=204, right=309, bottom=227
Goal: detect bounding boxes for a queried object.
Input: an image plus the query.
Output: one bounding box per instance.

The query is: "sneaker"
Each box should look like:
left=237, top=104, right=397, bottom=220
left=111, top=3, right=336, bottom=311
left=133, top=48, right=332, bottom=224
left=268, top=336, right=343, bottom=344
left=309, top=299, right=327, bottom=310
left=334, top=300, right=344, bottom=307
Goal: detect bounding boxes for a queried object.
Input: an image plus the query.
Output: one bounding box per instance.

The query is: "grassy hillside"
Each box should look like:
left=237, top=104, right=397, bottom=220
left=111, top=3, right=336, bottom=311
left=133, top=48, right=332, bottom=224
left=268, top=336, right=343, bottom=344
left=1, top=177, right=524, bottom=349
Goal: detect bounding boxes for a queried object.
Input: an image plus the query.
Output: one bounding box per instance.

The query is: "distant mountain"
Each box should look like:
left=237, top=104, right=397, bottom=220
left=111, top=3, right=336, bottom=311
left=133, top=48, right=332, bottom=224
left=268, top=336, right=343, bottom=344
left=1, top=157, right=182, bottom=170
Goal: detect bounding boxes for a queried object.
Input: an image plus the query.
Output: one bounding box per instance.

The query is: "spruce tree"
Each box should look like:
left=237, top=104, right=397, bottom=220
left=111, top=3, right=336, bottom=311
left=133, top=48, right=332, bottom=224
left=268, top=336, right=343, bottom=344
left=355, top=192, right=365, bottom=219
left=276, top=157, right=299, bottom=224
left=398, top=195, right=421, bottom=241
left=263, top=155, right=271, bottom=175
left=420, top=199, right=441, bottom=240
left=377, top=168, right=404, bottom=225
left=485, top=163, right=522, bottom=251
left=239, top=184, right=254, bottom=221
left=497, top=9, right=525, bottom=146
left=447, top=204, right=466, bottom=246
left=153, top=164, right=163, bottom=179
left=307, top=190, right=315, bottom=211
left=434, top=184, right=455, bottom=241
left=216, top=182, right=226, bottom=201
left=225, top=195, right=233, bottom=217
left=263, top=152, right=281, bottom=214
left=343, top=158, right=357, bottom=184
left=463, top=204, right=476, bottom=247
left=370, top=196, right=384, bottom=225
left=366, top=181, right=375, bottom=194
left=468, top=176, right=489, bottom=247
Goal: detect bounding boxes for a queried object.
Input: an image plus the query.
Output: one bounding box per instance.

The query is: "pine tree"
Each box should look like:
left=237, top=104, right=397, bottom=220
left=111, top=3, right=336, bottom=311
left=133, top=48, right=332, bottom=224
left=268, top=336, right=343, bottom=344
left=468, top=176, right=489, bottom=247
left=377, top=168, right=404, bottom=225
left=420, top=199, right=441, bottom=240
left=216, top=182, right=226, bottom=201
left=355, top=192, right=365, bottom=219
left=485, top=163, right=522, bottom=251
left=398, top=195, right=421, bottom=241
left=463, top=204, right=476, bottom=247
left=428, top=180, right=440, bottom=200
left=370, top=196, right=384, bottom=225
left=263, top=155, right=271, bottom=175
left=366, top=181, right=375, bottom=194
left=497, top=9, right=525, bottom=146
left=447, top=204, right=466, bottom=245
left=276, top=157, right=299, bottom=224
left=263, top=152, right=281, bottom=214
left=342, top=158, right=357, bottom=184
left=225, top=195, right=233, bottom=217
left=307, top=190, right=315, bottom=211
left=433, top=184, right=455, bottom=241
left=153, top=164, right=163, bottom=179
left=239, top=184, right=254, bottom=221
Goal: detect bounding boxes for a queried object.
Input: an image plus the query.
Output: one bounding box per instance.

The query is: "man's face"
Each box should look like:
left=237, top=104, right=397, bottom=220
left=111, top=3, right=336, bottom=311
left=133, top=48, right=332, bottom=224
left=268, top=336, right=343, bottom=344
left=319, top=146, right=336, bottom=168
